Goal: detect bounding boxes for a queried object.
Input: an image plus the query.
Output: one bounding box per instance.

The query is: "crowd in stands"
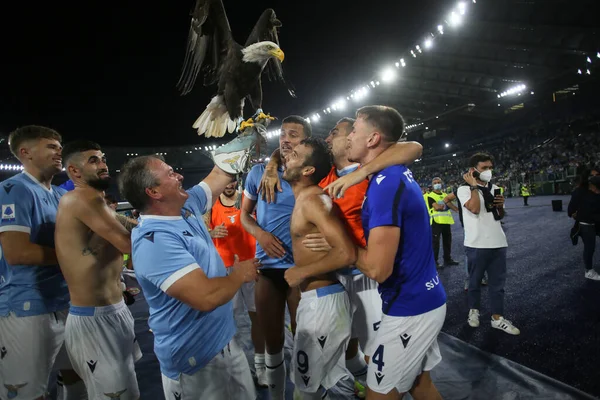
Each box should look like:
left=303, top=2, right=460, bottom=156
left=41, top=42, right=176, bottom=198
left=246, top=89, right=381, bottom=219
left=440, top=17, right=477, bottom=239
left=412, top=109, right=600, bottom=192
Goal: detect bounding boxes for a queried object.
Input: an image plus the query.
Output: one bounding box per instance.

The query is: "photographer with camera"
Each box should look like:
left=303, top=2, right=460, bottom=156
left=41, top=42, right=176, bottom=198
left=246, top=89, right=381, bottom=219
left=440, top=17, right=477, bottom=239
left=456, top=153, right=520, bottom=335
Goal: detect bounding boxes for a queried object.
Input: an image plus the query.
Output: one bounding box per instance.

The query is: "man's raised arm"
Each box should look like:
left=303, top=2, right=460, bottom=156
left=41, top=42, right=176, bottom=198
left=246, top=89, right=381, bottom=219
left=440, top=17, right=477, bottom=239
left=359, top=141, right=423, bottom=177
left=325, top=141, right=423, bottom=198
left=200, top=166, right=235, bottom=207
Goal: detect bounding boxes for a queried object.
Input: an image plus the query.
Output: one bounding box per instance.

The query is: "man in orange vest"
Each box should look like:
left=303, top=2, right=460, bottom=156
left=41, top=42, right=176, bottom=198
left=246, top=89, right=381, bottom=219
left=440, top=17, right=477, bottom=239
left=204, top=180, right=267, bottom=386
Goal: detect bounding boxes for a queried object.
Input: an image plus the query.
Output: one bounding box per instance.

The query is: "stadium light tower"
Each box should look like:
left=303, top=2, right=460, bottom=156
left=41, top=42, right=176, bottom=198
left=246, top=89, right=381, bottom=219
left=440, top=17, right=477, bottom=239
left=381, top=67, right=397, bottom=83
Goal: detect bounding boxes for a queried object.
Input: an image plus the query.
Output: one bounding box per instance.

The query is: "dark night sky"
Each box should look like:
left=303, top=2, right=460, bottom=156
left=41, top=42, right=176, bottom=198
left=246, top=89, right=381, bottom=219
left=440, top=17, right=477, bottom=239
left=1, top=0, right=445, bottom=147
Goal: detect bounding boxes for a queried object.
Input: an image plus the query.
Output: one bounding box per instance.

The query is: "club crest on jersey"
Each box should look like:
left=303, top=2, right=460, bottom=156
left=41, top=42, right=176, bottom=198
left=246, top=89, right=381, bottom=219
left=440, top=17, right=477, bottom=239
left=2, top=204, right=15, bottom=222
left=4, top=383, right=28, bottom=399
left=103, top=389, right=127, bottom=399
left=184, top=210, right=196, bottom=219
left=228, top=215, right=236, bottom=224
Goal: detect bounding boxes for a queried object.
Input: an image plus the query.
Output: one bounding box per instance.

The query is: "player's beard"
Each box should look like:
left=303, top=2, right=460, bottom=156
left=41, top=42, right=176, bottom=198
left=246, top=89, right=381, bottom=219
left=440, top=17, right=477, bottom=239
left=223, top=187, right=236, bottom=198
left=282, top=167, right=300, bottom=183
left=88, top=176, right=111, bottom=191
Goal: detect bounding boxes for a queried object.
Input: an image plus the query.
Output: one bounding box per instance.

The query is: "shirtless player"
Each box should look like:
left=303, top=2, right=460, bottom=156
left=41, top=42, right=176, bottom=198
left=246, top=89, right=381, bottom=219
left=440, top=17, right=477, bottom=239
left=55, top=140, right=141, bottom=399
left=281, top=137, right=357, bottom=399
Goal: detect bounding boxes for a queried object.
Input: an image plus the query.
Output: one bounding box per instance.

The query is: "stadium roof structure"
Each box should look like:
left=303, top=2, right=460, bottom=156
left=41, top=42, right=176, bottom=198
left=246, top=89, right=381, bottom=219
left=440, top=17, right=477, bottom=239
left=264, top=0, right=598, bottom=144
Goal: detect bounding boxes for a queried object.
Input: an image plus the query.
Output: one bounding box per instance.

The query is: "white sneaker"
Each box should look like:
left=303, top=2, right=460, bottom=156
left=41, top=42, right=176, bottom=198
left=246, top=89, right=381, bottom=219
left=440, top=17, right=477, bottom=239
left=256, top=366, right=268, bottom=387
left=585, top=270, right=600, bottom=281
left=468, top=309, right=480, bottom=327
left=491, top=317, right=520, bottom=335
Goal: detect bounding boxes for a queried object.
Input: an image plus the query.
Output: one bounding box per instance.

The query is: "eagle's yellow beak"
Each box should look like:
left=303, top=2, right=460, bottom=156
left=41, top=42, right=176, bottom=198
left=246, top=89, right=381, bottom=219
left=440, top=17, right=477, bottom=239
left=270, top=48, right=285, bottom=62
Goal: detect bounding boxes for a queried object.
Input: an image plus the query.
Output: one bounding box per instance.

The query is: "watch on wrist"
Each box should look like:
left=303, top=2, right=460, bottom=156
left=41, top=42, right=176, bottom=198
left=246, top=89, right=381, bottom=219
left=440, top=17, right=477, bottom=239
left=470, top=185, right=478, bottom=191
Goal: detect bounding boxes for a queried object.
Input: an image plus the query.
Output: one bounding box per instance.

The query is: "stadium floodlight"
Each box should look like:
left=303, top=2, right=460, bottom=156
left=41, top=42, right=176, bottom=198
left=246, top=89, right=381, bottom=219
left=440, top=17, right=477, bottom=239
left=445, top=143, right=450, bottom=148
left=437, top=24, right=444, bottom=34
left=400, top=58, right=406, bottom=67
left=587, top=69, right=591, bottom=75
left=327, top=107, right=331, bottom=113
left=458, top=1, right=467, bottom=15
left=381, top=67, right=397, bottom=83
left=424, top=39, right=433, bottom=49
left=597, top=52, right=600, bottom=59
left=448, top=11, right=462, bottom=27
left=306, top=117, right=311, bottom=123
left=411, top=50, right=417, bottom=58
left=498, top=83, right=526, bottom=98
left=577, top=69, right=582, bottom=74
left=587, top=57, right=592, bottom=63
left=395, top=62, right=400, bottom=68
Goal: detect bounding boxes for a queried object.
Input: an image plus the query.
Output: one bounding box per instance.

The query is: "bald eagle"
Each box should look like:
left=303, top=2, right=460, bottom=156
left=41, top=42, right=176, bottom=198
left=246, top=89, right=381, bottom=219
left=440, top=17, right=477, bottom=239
left=177, top=0, right=296, bottom=138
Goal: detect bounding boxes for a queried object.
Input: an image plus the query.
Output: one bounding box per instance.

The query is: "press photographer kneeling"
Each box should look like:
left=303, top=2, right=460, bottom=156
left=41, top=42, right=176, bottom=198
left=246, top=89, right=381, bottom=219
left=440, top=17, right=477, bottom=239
left=456, top=153, right=520, bottom=335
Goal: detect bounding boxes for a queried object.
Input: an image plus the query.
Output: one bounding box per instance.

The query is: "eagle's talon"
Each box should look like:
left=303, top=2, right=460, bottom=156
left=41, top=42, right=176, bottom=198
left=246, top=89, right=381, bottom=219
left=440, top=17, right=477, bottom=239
left=239, top=119, right=255, bottom=132
left=256, top=112, right=275, bottom=121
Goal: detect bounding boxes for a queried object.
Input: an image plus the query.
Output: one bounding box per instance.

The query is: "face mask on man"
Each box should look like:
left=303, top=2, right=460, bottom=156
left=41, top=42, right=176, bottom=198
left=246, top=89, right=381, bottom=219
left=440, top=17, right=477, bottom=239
left=477, top=169, right=492, bottom=182
left=433, top=183, right=442, bottom=190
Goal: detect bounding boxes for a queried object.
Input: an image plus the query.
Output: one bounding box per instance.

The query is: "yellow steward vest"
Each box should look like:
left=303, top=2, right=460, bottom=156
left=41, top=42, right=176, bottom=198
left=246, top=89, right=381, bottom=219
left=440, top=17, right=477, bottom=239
left=426, top=192, right=454, bottom=225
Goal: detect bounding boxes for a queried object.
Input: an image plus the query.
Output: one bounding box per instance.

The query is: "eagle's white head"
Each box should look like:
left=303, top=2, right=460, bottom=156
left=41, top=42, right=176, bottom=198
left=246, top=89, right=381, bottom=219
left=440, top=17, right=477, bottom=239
left=242, top=41, right=285, bottom=65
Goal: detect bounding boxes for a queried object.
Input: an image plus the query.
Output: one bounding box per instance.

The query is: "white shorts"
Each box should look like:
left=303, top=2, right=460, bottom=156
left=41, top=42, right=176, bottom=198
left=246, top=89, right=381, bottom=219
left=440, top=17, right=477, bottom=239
left=291, top=283, right=353, bottom=393
left=367, top=304, right=447, bottom=394
left=0, top=309, right=72, bottom=400
left=337, top=271, right=382, bottom=357
left=161, top=337, right=256, bottom=400
left=65, top=300, right=142, bottom=400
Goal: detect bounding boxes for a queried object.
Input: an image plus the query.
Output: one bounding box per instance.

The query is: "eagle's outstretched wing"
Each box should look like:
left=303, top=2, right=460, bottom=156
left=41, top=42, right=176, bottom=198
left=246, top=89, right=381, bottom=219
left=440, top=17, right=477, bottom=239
left=177, top=0, right=234, bottom=95
left=244, top=9, right=296, bottom=98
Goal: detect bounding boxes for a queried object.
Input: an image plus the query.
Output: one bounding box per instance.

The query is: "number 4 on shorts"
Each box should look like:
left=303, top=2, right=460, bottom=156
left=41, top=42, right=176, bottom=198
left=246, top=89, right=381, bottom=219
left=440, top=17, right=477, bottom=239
left=372, top=345, right=385, bottom=372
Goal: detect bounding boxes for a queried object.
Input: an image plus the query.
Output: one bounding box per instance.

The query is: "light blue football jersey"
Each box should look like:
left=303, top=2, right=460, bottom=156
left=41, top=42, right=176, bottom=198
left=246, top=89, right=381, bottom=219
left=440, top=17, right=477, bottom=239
left=132, top=183, right=235, bottom=379
left=0, top=172, right=69, bottom=317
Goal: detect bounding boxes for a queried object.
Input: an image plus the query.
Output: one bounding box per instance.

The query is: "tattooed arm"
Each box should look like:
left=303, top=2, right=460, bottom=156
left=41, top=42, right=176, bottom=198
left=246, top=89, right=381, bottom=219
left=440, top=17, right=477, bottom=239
left=115, top=214, right=138, bottom=233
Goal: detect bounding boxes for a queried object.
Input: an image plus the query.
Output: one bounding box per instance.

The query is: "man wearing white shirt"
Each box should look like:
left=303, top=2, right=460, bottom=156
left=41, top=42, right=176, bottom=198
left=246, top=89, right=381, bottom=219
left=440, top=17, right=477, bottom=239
left=456, top=153, right=520, bottom=336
